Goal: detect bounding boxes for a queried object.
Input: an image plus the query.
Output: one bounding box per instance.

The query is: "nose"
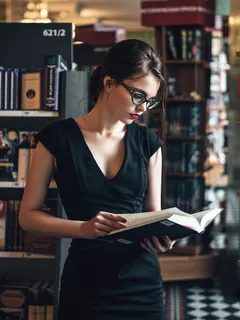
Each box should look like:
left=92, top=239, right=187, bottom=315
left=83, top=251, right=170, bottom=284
left=136, top=103, right=147, bottom=112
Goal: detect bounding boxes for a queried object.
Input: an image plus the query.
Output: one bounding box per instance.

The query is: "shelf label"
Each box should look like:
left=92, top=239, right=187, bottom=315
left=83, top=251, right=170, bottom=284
left=43, top=29, right=66, bottom=37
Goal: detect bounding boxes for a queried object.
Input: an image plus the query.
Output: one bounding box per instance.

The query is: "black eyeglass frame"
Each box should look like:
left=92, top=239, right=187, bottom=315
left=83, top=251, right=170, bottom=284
left=118, top=80, right=160, bottom=110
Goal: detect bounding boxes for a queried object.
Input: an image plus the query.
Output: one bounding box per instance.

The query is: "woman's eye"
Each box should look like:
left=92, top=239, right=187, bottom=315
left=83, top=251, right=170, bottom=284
left=133, top=92, right=145, bottom=102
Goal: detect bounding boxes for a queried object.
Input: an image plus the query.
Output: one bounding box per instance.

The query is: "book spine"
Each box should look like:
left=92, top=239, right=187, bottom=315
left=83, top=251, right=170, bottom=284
left=181, top=29, right=187, bottom=60
left=43, top=55, right=66, bottom=111
left=9, top=69, right=14, bottom=110
left=17, top=149, right=30, bottom=183
left=13, top=68, right=19, bottom=110
left=4, top=69, right=9, bottom=110
left=238, top=72, right=240, bottom=119
left=0, top=68, right=4, bottom=110
left=0, top=200, right=7, bottom=251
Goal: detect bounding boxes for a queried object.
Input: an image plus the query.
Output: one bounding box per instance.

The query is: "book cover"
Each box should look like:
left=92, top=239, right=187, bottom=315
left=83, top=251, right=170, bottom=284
left=17, top=131, right=30, bottom=183
left=0, top=200, right=7, bottom=250
left=0, top=129, right=19, bottom=181
left=21, top=70, right=42, bottom=110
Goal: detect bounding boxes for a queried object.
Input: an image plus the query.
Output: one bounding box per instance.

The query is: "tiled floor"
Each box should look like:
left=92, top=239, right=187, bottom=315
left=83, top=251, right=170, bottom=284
left=164, top=280, right=240, bottom=320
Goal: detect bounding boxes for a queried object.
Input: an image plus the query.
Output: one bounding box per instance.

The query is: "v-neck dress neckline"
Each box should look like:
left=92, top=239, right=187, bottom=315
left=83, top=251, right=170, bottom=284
left=70, top=117, right=129, bottom=182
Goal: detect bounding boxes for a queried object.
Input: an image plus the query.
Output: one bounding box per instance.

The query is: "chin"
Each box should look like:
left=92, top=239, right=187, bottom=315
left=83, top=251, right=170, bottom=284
left=121, top=118, right=134, bottom=125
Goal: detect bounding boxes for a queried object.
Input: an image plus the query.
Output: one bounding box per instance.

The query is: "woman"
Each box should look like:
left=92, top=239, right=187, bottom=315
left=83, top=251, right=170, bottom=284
left=19, top=39, right=176, bottom=319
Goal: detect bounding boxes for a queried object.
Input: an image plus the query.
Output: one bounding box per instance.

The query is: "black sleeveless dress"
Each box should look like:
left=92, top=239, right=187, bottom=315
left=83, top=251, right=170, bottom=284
left=35, top=118, right=165, bottom=320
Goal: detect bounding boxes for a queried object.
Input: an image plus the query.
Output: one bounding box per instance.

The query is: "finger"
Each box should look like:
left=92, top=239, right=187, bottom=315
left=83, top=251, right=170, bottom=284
left=95, top=222, right=116, bottom=233
left=162, top=236, right=174, bottom=250
left=143, top=238, right=156, bottom=252
left=97, top=214, right=126, bottom=230
left=95, top=229, right=110, bottom=237
left=140, top=242, right=152, bottom=253
left=99, top=212, right=127, bottom=223
left=151, top=236, right=167, bottom=252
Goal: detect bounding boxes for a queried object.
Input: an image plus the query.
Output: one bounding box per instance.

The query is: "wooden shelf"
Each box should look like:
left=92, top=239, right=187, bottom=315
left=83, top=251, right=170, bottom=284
left=0, top=183, right=58, bottom=200
left=0, top=115, right=61, bottom=131
left=0, top=110, right=59, bottom=117
left=0, top=181, right=57, bottom=188
left=165, top=60, right=206, bottom=65
left=167, top=172, right=204, bottom=177
left=159, top=253, right=216, bottom=281
left=0, top=251, right=55, bottom=259
left=166, top=136, right=205, bottom=141
left=167, top=98, right=205, bottom=103
left=169, top=245, right=202, bottom=256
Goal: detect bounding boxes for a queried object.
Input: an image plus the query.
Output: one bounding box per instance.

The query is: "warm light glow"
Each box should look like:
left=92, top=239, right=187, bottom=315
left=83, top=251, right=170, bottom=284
left=21, top=1, right=51, bottom=23
left=229, top=16, right=235, bottom=25
left=72, top=23, right=76, bottom=39
left=79, top=9, right=92, bottom=18
left=26, top=2, right=35, bottom=10
left=73, top=41, right=83, bottom=44
left=34, top=18, right=51, bottom=23
left=60, top=11, right=67, bottom=18
left=40, top=9, right=48, bottom=18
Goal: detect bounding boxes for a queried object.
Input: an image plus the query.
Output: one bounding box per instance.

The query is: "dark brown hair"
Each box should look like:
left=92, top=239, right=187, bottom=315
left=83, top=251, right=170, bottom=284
left=89, top=39, right=166, bottom=137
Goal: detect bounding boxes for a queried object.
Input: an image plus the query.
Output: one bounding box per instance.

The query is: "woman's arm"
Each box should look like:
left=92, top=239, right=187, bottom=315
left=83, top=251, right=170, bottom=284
left=19, top=142, right=126, bottom=239
left=141, top=147, right=175, bottom=253
left=19, top=142, right=84, bottom=238
left=143, top=147, right=162, bottom=212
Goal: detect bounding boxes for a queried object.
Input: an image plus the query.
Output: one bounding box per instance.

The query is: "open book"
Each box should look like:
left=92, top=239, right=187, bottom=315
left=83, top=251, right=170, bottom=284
left=102, top=207, right=222, bottom=244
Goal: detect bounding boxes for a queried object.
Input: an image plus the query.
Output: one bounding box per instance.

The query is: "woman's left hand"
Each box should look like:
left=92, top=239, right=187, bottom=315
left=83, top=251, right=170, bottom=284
left=140, top=236, right=176, bottom=254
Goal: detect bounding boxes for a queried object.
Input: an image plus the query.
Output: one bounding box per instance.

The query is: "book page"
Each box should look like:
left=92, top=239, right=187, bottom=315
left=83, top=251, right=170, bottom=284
left=117, top=207, right=187, bottom=228
left=168, top=214, right=202, bottom=233
left=199, top=208, right=222, bottom=229
left=192, top=208, right=222, bottom=228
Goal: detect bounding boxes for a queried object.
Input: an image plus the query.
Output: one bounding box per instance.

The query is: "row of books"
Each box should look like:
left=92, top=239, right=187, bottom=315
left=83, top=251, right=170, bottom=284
left=166, top=104, right=202, bottom=136
left=0, top=199, right=56, bottom=255
left=166, top=178, right=203, bottom=213
left=0, top=128, right=37, bottom=183
left=0, top=54, right=67, bottom=111
left=0, top=279, right=54, bottom=320
left=166, top=141, right=203, bottom=174
left=166, top=27, right=203, bottom=61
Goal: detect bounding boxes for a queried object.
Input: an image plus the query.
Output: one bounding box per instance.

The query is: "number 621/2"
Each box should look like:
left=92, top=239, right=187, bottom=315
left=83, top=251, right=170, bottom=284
left=43, top=29, right=66, bottom=37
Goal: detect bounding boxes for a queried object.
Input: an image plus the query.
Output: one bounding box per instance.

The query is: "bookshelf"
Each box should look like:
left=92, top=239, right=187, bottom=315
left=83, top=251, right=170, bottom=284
left=0, top=111, right=59, bottom=117
left=151, top=25, right=210, bottom=212
left=0, top=252, right=55, bottom=259
left=145, top=24, right=218, bottom=277
left=0, top=22, right=90, bottom=320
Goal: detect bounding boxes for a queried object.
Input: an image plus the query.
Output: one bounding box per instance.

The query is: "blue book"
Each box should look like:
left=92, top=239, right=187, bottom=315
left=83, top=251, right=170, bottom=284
left=3, top=68, right=10, bottom=110
left=9, top=68, right=20, bottom=110
left=0, top=67, right=4, bottom=110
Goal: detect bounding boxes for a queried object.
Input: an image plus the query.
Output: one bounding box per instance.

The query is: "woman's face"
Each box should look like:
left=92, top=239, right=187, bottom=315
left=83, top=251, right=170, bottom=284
left=104, top=73, right=160, bottom=125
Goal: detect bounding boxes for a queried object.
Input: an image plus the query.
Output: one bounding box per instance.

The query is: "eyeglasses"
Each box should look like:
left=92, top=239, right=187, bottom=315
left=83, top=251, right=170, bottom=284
left=118, top=80, right=160, bottom=110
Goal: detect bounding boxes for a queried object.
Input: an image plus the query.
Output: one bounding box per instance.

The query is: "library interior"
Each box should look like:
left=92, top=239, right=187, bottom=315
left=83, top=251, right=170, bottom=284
left=0, top=0, right=240, bottom=319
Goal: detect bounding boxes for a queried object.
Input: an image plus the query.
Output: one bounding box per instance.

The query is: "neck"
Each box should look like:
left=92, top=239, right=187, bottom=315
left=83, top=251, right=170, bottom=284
left=82, top=99, right=126, bottom=135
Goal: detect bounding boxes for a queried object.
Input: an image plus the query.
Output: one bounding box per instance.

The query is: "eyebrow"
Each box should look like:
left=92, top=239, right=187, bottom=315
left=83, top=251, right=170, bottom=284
left=131, top=86, right=158, bottom=100
left=128, top=85, right=146, bottom=95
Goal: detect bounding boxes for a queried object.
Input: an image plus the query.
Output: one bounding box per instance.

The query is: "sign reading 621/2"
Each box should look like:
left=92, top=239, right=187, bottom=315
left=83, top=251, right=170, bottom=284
left=43, top=29, right=66, bottom=37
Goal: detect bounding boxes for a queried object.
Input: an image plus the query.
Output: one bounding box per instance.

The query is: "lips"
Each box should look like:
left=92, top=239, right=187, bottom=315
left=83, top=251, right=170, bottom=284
left=130, top=114, right=140, bottom=119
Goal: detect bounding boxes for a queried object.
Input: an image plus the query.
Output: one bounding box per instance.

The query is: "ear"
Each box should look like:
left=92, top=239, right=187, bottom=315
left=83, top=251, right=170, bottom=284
left=106, top=79, right=112, bottom=88
left=104, top=76, right=117, bottom=89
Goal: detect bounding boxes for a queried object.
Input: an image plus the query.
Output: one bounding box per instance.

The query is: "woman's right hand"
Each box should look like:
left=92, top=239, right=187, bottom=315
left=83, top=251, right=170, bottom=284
left=80, top=211, right=127, bottom=239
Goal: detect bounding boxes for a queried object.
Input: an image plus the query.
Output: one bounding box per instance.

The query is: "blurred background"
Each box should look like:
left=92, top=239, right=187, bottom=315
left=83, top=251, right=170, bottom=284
left=0, top=0, right=240, bottom=319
